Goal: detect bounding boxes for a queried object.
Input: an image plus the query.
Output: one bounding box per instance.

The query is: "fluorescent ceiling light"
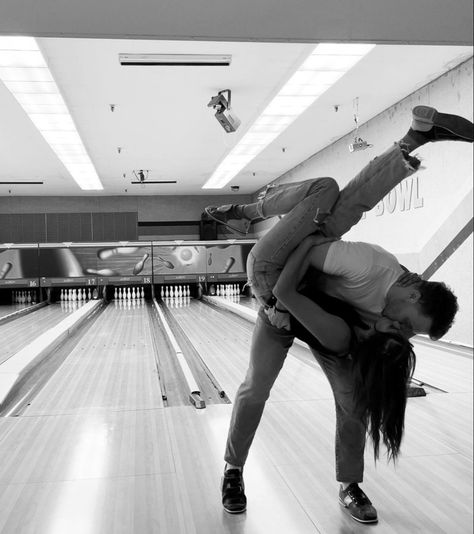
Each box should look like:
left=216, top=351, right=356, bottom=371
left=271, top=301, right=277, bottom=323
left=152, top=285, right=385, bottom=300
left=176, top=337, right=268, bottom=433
left=0, top=36, right=103, bottom=190
left=202, top=43, right=375, bottom=189
left=119, top=53, right=232, bottom=66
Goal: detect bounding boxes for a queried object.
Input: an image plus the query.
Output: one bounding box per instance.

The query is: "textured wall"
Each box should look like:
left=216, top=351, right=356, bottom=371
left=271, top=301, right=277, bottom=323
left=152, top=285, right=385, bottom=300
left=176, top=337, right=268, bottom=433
left=0, top=194, right=252, bottom=220
left=0, top=193, right=254, bottom=241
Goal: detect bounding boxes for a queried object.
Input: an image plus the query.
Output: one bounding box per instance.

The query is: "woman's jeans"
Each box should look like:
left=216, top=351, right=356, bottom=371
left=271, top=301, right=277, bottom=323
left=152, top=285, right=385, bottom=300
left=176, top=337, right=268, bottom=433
left=224, top=144, right=419, bottom=481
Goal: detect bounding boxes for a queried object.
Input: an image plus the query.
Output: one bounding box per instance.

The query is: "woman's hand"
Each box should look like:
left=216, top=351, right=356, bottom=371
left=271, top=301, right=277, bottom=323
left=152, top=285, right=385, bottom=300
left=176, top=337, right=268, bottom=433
left=264, top=305, right=291, bottom=331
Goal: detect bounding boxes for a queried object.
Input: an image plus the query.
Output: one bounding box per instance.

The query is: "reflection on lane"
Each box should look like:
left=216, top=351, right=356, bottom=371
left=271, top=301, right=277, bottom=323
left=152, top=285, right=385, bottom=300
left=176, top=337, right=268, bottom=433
left=1, top=303, right=87, bottom=364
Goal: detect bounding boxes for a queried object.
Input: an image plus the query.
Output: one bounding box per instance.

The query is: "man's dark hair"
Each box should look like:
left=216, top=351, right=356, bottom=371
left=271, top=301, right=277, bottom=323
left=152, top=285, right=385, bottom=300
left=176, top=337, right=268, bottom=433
left=417, top=280, right=458, bottom=340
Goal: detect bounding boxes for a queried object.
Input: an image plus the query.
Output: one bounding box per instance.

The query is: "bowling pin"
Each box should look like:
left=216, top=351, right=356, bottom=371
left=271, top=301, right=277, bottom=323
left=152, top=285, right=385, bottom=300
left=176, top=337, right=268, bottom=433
left=0, top=261, right=12, bottom=280
left=133, top=253, right=149, bottom=275
left=223, top=256, right=235, bottom=273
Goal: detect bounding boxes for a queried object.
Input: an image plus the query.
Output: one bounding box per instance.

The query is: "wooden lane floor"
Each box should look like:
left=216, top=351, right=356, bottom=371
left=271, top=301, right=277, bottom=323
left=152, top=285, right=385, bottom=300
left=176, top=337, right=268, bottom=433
left=1, top=302, right=87, bottom=365
left=410, top=337, right=473, bottom=392
left=0, top=297, right=471, bottom=533
left=19, top=300, right=165, bottom=416
left=164, top=297, right=333, bottom=402
left=234, top=295, right=260, bottom=312
left=0, top=299, right=172, bottom=533
left=0, top=304, right=34, bottom=320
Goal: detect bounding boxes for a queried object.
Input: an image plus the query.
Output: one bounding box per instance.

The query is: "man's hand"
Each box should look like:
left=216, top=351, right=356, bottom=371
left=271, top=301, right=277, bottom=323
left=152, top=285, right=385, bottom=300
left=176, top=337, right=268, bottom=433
left=397, top=271, right=423, bottom=287
left=264, top=306, right=291, bottom=331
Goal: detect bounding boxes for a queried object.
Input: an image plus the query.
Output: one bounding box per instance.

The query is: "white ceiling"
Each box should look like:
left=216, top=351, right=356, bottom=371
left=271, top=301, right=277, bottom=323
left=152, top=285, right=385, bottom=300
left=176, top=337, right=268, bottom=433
left=0, top=38, right=472, bottom=197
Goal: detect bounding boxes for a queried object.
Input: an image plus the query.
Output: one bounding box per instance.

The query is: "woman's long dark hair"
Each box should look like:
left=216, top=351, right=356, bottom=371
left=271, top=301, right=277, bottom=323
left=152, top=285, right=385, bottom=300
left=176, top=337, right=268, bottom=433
left=352, top=332, right=416, bottom=462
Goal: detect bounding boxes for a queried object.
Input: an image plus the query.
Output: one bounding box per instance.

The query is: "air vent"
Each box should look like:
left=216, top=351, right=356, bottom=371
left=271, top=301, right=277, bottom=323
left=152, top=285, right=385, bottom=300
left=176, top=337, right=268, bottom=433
left=0, top=181, right=43, bottom=184
left=130, top=181, right=177, bottom=185
left=119, top=54, right=232, bottom=66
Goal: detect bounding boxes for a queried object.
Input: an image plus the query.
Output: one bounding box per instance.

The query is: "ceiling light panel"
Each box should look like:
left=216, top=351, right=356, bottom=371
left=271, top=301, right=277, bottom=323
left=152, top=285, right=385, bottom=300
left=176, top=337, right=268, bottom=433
left=203, top=43, right=375, bottom=189
left=119, top=53, right=232, bottom=66
left=0, top=66, right=54, bottom=81
left=0, top=36, right=103, bottom=190
left=3, top=80, right=58, bottom=94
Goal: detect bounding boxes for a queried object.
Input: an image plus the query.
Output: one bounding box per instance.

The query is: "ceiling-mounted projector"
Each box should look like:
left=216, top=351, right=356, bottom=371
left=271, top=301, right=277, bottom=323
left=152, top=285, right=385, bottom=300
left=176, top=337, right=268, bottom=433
left=208, top=89, right=241, bottom=133
left=349, top=137, right=373, bottom=152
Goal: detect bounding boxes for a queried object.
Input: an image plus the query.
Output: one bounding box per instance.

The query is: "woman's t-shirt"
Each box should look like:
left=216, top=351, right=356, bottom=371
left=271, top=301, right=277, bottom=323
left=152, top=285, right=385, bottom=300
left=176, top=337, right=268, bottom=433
left=318, top=241, right=404, bottom=326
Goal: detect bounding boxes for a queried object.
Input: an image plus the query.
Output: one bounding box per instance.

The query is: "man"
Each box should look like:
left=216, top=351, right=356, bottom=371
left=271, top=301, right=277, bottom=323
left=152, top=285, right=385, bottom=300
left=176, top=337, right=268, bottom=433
left=204, top=106, right=473, bottom=522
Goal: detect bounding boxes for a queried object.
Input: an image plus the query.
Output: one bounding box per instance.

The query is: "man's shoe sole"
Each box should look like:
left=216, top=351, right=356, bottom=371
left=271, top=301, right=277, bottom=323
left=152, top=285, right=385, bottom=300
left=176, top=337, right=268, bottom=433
left=204, top=206, right=250, bottom=235
left=338, top=498, right=378, bottom=524
left=223, top=505, right=247, bottom=514
left=413, top=105, right=474, bottom=141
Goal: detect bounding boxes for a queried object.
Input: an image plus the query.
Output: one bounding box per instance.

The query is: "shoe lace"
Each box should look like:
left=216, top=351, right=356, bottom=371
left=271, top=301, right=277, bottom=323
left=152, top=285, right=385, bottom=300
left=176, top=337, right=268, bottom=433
left=223, top=471, right=244, bottom=495
left=346, top=485, right=371, bottom=507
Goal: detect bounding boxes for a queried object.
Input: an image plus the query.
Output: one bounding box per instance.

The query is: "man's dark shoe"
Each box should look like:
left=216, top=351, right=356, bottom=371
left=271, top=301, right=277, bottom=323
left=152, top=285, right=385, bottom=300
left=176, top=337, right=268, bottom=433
left=412, top=105, right=474, bottom=143
left=204, top=205, right=251, bottom=235
left=339, top=483, right=378, bottom=523
left=221, top=468, right=247, bottom=513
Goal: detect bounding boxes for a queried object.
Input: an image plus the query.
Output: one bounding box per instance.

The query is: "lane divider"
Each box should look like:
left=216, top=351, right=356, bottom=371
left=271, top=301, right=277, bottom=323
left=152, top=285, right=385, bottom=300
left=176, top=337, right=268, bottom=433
left=0, top=300, right=102, bottom=411
left=0, top=301, right=48, bottom=326
left=152, top=299, right=205, bottom=409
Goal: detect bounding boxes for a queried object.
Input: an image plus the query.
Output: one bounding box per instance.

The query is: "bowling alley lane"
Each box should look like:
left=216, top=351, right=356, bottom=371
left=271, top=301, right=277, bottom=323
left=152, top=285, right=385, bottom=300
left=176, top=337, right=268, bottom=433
left=163, top=296, right=333, bottom=402
left=0, top=303, right=32, bottom=319
left=1, top=302, right=87, bottom=365
left=22, top=300, right=165, bottom=416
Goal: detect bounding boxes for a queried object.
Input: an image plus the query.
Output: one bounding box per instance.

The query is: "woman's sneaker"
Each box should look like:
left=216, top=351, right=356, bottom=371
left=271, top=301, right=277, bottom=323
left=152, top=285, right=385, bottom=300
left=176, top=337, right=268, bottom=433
left=221, top=468, right=247, bottom=514
left=204, top=205, right=251, bottom=235
left=339, top=483, right=378, bottom=523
